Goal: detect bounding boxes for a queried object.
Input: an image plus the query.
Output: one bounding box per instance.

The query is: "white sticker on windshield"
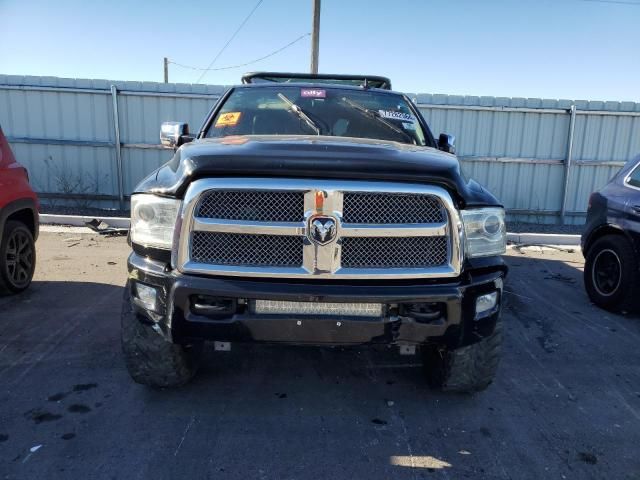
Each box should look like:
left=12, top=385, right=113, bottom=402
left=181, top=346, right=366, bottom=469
left=378, top=110, right=416, bottom=122
left=402, top=122, right=417, bottom=130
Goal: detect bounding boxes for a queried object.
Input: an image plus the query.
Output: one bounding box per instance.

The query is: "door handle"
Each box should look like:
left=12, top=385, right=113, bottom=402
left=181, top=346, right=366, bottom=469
left=632, top=205, right=640, bottom=214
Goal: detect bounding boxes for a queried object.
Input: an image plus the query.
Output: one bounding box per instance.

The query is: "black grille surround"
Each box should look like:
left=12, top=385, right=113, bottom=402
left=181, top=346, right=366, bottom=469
left=342, top=192, right=445, bottom=224
left=197, top=190, right=305, bottom=222
left=191, top=232, right=303, bottom=267
left=341, top=236, right=449, bottom=269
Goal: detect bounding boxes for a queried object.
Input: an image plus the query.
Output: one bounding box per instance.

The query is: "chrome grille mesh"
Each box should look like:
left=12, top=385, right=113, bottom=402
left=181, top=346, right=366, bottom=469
left=342, top=192, right=445, bottom=224
left=341, top=236, right=448, bottom=269
left=191, top=232, right=303, bottom=267
left=182, top=180, right=460, bottom=278
left=197, top=190, right=304, bottom=222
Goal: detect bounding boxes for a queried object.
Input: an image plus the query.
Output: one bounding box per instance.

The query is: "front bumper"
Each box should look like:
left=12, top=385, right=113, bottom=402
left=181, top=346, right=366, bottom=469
left=127, top=252, right=507, bottom=348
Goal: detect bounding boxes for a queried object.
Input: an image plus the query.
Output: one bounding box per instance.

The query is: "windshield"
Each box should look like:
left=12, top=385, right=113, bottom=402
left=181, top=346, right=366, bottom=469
left=205, top=86, right=429, bottom=146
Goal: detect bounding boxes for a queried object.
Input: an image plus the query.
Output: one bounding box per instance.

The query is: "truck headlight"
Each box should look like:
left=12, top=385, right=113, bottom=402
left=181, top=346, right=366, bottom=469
left=461, top=208, right=506, bottom=258
left=130, top=194, right=181, bottom=250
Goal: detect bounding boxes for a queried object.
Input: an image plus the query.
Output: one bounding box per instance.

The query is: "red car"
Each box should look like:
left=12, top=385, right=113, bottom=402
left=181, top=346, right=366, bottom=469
left=0, top=126, right=39, bottom=293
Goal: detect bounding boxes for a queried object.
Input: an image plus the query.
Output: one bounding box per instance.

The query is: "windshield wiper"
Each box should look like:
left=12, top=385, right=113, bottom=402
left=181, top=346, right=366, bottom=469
left=277, top=93, right=321, bottom=135
left=340, top=97, right=415, bottom=144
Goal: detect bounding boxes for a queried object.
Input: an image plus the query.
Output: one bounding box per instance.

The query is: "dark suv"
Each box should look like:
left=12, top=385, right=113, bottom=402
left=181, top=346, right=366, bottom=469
left=122, top=73, right=508, bottom=392
left=582, top=154, right=640, bottom=313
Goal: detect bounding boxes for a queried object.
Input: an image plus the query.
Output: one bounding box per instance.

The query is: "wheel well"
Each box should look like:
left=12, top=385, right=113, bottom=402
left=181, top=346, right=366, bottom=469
left=584, top=226, right=631, bottom=256
left=6, top=208, right=36, bottom=236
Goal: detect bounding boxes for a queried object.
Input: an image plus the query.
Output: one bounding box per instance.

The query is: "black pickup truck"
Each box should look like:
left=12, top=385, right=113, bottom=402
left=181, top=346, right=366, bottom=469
left=123, top=73, right=507, bottom=392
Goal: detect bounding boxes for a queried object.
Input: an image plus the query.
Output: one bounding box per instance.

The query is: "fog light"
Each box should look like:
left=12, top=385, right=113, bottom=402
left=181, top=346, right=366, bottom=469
left=135, top=282, right=158, bottom=311
left=475, top=291, right=498, bottom=319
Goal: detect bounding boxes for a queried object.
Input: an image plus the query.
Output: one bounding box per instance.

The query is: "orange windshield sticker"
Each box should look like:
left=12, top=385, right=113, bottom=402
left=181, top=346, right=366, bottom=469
left=215, top=112, right=242, bottom=127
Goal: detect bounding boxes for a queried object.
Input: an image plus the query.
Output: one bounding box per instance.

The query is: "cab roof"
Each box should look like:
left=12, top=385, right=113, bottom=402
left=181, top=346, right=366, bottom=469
left=241, top=72, right=392, bottom=90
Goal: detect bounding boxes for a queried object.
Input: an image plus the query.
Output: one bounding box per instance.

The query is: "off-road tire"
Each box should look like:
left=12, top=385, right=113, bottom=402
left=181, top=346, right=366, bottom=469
left=0, top=220, right=36, bottom=294
left=584, top=235, right=639, bottom=313
left=423, top=319, right=502, bottom=393
left=121, top=288, right=202, bottom=387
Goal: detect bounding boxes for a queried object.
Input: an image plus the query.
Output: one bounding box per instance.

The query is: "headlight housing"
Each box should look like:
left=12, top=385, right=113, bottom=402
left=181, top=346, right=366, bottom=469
left=461, top=208, right=506, bottom=258
left=130, top=194, right=181, bottom=250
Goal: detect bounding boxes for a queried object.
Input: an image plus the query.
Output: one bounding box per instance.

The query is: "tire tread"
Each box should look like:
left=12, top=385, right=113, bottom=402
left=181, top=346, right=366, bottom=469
left=121, top=286, right=201, bottom=387
left=584, top=235, right=639, bottom=313
left=0, top=220, right=36, bottom=294
left=424, top=320, right=502, bottom=393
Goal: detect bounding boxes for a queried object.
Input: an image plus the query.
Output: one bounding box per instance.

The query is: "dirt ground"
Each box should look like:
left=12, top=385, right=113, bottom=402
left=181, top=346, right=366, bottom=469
left=1, top=230, right=639, bottom=479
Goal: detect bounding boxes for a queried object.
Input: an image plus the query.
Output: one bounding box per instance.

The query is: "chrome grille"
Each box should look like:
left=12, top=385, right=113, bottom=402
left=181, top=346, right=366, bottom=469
left=343, top=192, right=444, bottom=224
left=197, top=190, right=304, bottom=222
left=191, top=232, right=303, bottom=267
left=341, top=237, right=448, bottom=268
left=179, top=179, right=462, bottom=279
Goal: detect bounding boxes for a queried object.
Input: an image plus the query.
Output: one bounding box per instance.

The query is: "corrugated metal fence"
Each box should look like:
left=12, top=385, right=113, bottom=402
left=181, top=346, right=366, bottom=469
left=2, top=75, right=639, bottom=224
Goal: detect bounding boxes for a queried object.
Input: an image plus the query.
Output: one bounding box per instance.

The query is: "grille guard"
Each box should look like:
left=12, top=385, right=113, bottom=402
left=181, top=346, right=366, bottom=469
left=174, top=178, right=464, bottom=279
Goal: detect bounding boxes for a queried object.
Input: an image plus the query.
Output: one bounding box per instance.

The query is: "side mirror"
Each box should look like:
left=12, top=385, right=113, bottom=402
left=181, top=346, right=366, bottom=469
left=438, top=133, right=456, bottom=154
left=160, top=122, right=193, bottom=148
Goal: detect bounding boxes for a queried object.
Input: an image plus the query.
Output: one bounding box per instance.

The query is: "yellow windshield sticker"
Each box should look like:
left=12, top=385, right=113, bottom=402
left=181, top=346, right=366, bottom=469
left=215, top=112, right=242, bottom=127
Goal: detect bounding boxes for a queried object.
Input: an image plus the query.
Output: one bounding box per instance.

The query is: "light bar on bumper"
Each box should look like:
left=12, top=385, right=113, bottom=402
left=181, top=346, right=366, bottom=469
left=253, top=300, right=383, bottom=317
left=461, top=208, right=506, bottom=258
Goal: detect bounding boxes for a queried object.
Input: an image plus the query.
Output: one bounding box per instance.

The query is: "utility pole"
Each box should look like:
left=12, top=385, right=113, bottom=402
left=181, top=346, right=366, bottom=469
left=310, top=0, right=321, bottom=74
left=163, top=57, right=169, bottom=83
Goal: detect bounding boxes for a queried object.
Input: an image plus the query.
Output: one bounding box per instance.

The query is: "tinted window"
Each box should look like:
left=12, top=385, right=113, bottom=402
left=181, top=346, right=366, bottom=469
left=205, top=86, right=429, bottom=146
left=629, top=163, right=640, bottom=188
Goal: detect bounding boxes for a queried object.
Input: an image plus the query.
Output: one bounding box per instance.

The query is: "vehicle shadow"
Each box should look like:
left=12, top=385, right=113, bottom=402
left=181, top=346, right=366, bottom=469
left=2, top=262, right=640, bottom=478
left=0, top=280, right=124, bottom=377
left=0, top=279, right=124, bottom=321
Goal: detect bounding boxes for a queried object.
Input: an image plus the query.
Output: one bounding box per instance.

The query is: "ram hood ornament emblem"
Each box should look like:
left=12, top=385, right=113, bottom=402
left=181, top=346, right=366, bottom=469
left=309, top=216, right=337, bottom=245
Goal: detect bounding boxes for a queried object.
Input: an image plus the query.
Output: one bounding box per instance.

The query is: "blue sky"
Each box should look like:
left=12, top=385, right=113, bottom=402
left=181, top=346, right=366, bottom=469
left=1, top=0, right=639, bottom=101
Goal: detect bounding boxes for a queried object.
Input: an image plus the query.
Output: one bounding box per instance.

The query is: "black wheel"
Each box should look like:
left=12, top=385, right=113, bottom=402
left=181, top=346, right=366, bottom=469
left=121, top=285, right=203, bottom=387
left=0, top=220, right=36, bottom=294
left=423, top=319, right=502, bottom=393
left=584, top=235, right=639, bottom=313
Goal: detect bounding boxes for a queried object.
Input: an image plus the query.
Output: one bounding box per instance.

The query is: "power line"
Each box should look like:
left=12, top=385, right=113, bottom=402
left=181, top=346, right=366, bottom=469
left=195, top=0, right=264, bottom=83
left=170, top=33, right=310, bottom=73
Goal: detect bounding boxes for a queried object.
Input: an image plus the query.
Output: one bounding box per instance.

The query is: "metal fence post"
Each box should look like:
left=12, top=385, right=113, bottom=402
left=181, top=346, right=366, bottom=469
left=110, top=85, right=125, bottom=210
left=559, top=104, right=577, bottom=224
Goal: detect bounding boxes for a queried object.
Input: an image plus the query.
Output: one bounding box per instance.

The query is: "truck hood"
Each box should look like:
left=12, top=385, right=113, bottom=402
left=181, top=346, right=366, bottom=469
left=135, top=135, right=500, bottom=207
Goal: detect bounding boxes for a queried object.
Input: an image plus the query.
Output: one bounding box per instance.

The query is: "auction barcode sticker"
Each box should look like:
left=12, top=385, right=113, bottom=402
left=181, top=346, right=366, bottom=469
left=301, top=88, right=326, bottom=98
left=378, top=110, right=415, bottom=122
